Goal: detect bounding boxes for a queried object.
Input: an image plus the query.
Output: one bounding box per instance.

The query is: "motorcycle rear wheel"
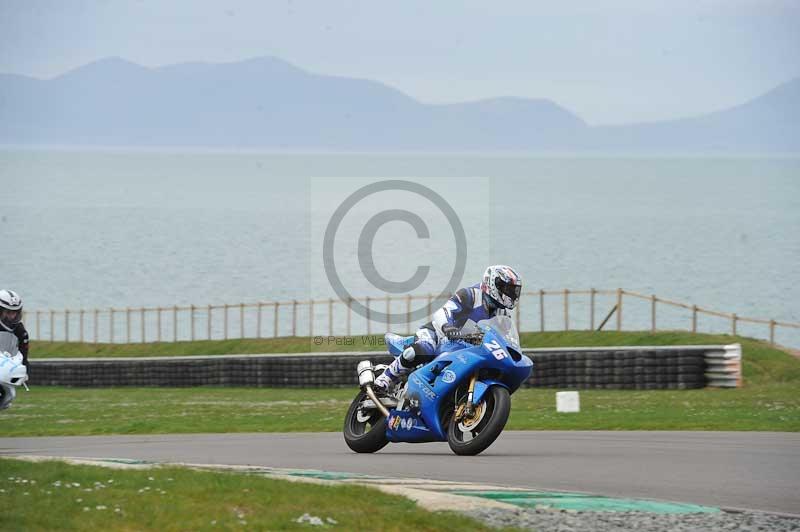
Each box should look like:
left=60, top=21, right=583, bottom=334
left=447, top=385, right=510, bottom=456
left=343, top=390, right=389, bottom=453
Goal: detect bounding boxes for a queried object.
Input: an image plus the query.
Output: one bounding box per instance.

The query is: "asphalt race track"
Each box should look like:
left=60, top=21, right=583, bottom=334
left=2, top=431, right=798, bottom=515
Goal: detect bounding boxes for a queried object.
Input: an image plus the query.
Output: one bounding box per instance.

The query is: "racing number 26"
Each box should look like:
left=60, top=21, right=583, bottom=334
left=484, top=340, right=508, bottom=360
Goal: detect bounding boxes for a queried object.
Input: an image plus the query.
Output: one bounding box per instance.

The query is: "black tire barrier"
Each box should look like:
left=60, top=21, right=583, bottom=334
left=26, top=345, right=737, bottom=389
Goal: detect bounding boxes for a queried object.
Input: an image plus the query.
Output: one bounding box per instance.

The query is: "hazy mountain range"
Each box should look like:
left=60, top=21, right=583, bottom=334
left=1, top=56, right=797, bottom=152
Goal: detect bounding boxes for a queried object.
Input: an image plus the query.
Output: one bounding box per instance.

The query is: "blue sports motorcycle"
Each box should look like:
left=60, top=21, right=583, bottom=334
left=343, top=315, right=533, bottom=456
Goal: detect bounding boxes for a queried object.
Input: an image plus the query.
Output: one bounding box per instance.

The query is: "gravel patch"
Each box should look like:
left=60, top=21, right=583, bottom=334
left=468, top=506, right=800, bottom=532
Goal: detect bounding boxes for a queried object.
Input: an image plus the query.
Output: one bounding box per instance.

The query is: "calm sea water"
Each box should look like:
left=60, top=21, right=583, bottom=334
left=5, top=150, right=799, bottom=344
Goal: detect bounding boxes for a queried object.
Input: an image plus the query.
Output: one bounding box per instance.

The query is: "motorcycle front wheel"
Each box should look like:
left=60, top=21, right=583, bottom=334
left=343, top=390, right=389, bottom=453
left=447, top=385, right=510, bottom=456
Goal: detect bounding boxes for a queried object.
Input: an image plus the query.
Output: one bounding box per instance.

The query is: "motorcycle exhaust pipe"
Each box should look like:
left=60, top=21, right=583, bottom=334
left=365, top=386, right=390, bottom=418
left=357, top=360, right=375, bottom=386
left=357, top=361, right=390, bottom=418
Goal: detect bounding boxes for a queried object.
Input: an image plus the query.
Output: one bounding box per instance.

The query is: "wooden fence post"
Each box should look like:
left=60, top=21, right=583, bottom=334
left=126, top=307, right=131, bottom=343
left=406, top=295, right=412, bottom=332
left=328, top=298, right=333, bottom=336
left=140, top=307, right=145, bottom=343
left=172, top=305, right=177, bottom=342
left=79, top=309, right=84, bottom=342
left=616, top=289, right=622, bottom=331
left=223, top=305, right=228, bottom=340
left=590, top=288, right=596, bottom=331
left=190, top=305, right=196, bottom=341
left=539, top=289, right=545, bottom=332
left=310, top=300, right=315, bottom=337
left=110, top=308, right=115, bottom=344
left=65, top=309, right=70, bottom=342
left=691, top=305, right=698, bottom=333
left=563, top=289, right=569, bottom=331
left=240, top=303, right=245, bottom=339
left=292, top=300, right=297, bottom=337
left=769, top=320, right=776, bottom=345
left=257, top=303, right=263, bottom=339
left=157, top=308, right=162, bottom=343
left=93, top=309, right=98, bottom=344
left=347, top=298, right=352, bottom=336
left=273, top=302, right=279, bottom=338
left=651, top=295, right=657, bottom=332
left=365, top=297, right=371, bottom=336
left=732, top=313, right=737, bottom=336
left=207, top=305, right=212, bottom=340
left=36, top=311, right=41, bottom=341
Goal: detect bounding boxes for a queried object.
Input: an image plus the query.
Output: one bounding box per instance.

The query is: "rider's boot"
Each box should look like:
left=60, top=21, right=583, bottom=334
left=373, top=347, right=414, bottom=394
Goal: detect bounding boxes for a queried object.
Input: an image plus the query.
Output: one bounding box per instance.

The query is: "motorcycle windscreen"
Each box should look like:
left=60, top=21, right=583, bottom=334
left=476, top=315, right=520, bottom=350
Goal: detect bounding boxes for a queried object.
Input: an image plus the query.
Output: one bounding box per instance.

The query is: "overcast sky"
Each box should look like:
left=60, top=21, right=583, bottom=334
left=1, top=0, right=798, bottom=124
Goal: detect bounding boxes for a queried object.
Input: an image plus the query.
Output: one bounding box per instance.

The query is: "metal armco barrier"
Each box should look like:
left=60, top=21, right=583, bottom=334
left=30, top=345, right=741, bottom=389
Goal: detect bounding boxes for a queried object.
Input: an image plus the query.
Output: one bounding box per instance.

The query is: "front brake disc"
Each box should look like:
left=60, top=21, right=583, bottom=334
left=457, top=402, right=487, bottom=432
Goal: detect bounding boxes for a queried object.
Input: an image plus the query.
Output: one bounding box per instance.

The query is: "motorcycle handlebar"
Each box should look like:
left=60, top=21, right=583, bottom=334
left=446, top=332, right=484, bottom=345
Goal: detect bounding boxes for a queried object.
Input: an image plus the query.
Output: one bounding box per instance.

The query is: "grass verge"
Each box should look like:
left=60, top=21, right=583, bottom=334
left=2, top=382, right=797, bottom=437
left=0, top=458, right=506, bottom=531
left=4, top=331, right=795, bottom=436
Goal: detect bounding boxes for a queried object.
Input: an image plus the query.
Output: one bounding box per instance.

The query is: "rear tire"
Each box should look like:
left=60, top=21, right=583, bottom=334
left=447, top=386, right=510, bottom=456
left=343, top=390, right=389, bottom=453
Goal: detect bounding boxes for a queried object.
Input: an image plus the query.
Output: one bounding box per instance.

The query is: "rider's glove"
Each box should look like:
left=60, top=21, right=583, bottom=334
left=441, top=324, right=459, bottom=340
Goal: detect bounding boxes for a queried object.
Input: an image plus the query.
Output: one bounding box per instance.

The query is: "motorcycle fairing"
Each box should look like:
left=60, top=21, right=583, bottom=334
left=385, top=409, right=437, bottom=443
left=0, top=352, right=26, bottom=386
left=0, top=351, right=26, bottom=410
left=387, top=325, right=533, bottom=442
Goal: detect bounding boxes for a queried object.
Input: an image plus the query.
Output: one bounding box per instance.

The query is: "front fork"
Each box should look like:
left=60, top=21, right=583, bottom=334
left=458, top=373, right=478, bottom=420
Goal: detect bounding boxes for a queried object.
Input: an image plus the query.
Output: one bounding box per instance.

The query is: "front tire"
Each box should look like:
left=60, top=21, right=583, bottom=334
left=343, top=390, right=389, bottom=453
left=447, top=385, right=510, bottom=456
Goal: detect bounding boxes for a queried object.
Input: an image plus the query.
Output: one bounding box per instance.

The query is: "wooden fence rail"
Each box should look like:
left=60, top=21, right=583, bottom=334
left=21, top=289, right=800, bottom=347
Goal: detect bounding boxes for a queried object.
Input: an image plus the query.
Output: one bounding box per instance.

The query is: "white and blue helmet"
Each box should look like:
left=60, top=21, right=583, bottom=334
left=481, top=265, right=522, bottom=310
